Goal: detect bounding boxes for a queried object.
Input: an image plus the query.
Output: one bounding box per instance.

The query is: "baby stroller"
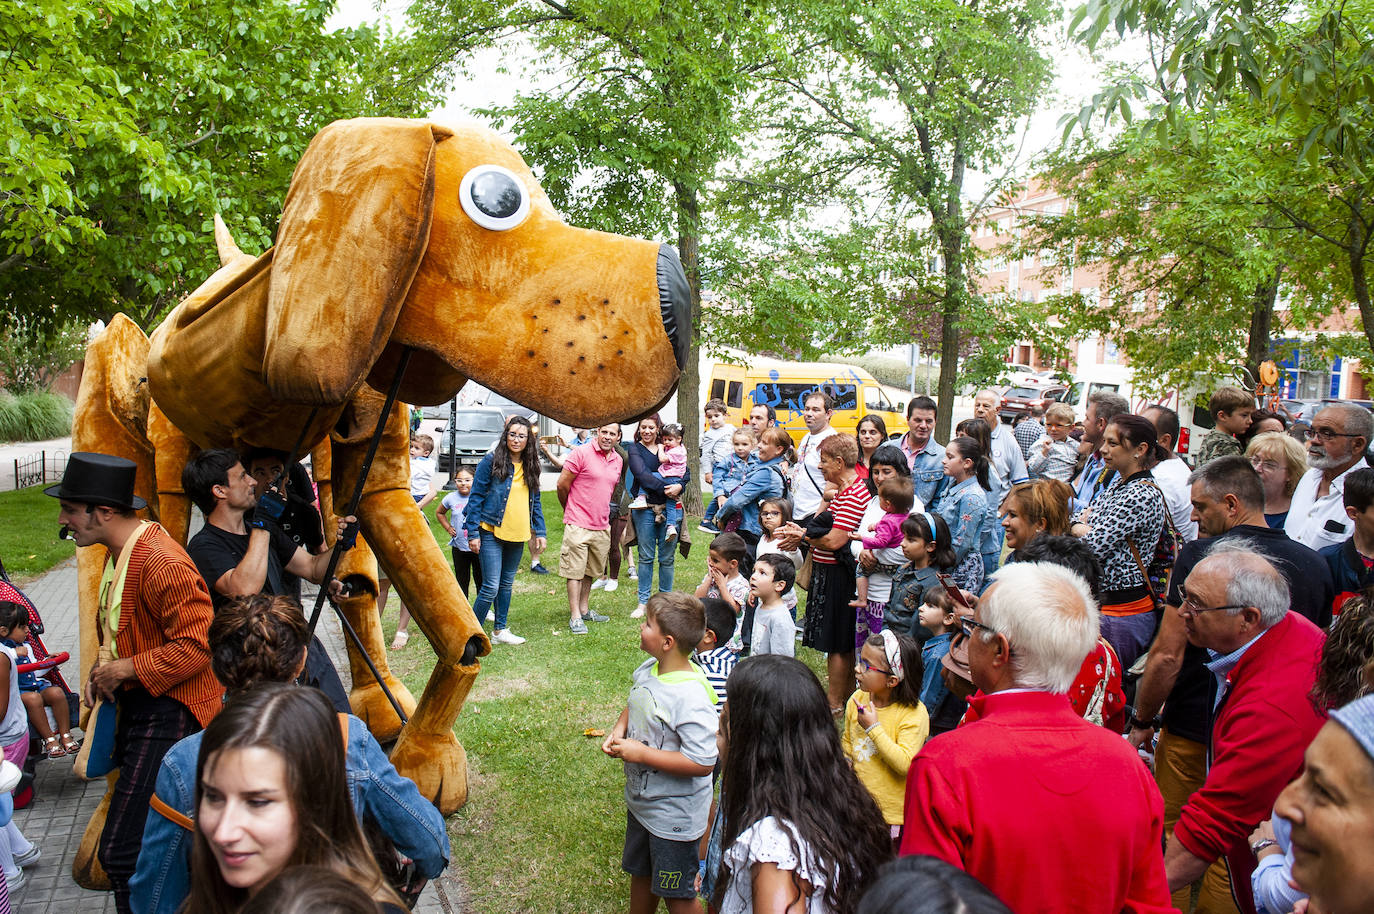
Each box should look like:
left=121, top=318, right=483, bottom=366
left=0, top=557, right=80, bottom=808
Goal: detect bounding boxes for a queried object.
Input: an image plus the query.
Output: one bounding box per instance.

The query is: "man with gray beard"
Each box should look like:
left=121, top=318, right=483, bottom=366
left=1285, top=402, right=1373, bottom=550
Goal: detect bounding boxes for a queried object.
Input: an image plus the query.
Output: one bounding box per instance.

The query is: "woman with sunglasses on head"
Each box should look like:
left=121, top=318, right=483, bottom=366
left=465, top=415, right=546, bottom=644
left=624, top=413, right=689, bottom=618
left=854, top=415, right=889, bottom=480
left=1069, top=413, right=1170, bottom=671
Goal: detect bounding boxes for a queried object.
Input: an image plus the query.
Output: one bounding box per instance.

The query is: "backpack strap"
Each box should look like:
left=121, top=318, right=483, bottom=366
left=150, top=793, right=194, bottom=832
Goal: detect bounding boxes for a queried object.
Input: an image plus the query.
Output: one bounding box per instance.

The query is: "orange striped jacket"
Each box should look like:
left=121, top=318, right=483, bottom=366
left=111, top=524, right=223, bottom=727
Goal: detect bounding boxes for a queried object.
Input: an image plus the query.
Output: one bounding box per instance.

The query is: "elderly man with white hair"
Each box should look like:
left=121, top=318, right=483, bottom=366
left=1165, top=545, right=1325, bottom=914
left=899, top=562, right=1172, bottom=914
left=1285, top=400, right=1372, bottom=550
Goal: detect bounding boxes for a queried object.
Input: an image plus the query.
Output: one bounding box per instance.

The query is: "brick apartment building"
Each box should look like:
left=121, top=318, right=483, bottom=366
left=971, top=181, right=1370, bottom=401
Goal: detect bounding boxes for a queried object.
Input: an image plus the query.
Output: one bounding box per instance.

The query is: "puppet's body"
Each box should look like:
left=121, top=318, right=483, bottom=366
left=68, top=118, right=687, bottom=887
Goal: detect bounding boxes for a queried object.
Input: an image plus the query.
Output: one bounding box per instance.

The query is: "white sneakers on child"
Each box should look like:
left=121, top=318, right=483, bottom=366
left=591, top=578, right=607, bottom=591
left=604, top=579, right=619, bottom=592
left=493, top=628, right=526, bottom=645
left=629, top=494, right=648, bottom=510
left=665, top=525, right=678, bottom=543
left=631, top=605, right=647, bottom=619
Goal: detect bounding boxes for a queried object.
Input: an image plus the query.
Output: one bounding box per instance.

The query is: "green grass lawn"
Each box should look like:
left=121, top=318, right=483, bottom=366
left=387, top=493, right=827, bottom=913
left=0, top=485, right=74, bottom=582
left=0, top=482, right=830, bottom=912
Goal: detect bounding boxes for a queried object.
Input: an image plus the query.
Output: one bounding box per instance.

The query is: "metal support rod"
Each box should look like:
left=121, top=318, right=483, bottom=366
left=305, top=348, right=414, bottom=724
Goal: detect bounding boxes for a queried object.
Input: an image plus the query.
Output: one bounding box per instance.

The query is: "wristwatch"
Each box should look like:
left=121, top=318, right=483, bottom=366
left=1251, top=838, right=1278, bottom=856
left=1128, top=713, right=1162, bottom=731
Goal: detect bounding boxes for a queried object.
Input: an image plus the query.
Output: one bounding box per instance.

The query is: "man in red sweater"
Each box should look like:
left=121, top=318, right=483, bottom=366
left=900, top=562, right=1172, bottom=914
left=1167, top=545, right=1326, bottom=914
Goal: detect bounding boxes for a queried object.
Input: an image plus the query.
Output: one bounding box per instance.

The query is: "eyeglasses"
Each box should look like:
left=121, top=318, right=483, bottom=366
left=1306, top=426, right=1361, bottom=442
left=958, top=614, right=1000, bottom=639
left=1177, top=586, right=1249, bottom=618
left=858, top=657, right=893, bottom=675
left=506, top=431, right=528, bottom=440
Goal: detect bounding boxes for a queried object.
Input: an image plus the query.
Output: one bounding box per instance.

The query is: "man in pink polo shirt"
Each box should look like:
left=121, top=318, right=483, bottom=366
left=558, top=423, right=626, bottom=633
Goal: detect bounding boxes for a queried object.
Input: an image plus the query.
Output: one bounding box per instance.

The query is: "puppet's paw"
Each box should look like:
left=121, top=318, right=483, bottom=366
left=391, top=728, right=468, bottom=815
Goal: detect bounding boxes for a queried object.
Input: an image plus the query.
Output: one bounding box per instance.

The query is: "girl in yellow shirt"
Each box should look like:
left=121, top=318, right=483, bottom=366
left=842, top=630, right=929, bottom=841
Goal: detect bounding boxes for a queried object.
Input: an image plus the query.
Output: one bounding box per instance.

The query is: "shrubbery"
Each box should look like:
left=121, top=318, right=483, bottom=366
left=0, top=391, right=73, bottom=442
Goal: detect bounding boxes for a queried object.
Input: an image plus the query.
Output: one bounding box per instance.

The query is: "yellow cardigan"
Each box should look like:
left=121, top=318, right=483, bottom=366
left=842, top=689, right=930, bottom=825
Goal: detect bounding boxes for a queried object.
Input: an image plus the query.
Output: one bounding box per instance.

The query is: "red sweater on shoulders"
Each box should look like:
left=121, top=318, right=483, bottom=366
left=1173, top=612, right=1325, bottom=914
left=900, top=690, right=1173, bottom=914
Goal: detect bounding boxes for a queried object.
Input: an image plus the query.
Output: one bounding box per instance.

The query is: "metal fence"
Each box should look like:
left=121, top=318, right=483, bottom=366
left=12, top=450, right=66, bottom=491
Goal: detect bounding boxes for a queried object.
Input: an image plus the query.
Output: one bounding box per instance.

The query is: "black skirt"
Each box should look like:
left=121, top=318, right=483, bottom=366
left=802, top=561, right=858, bottom=655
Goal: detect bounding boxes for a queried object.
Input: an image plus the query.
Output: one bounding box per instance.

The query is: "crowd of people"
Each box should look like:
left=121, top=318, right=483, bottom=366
left=13, top=376, right=1374, bottom=914
left=581, top=386, right=1374, bottom=914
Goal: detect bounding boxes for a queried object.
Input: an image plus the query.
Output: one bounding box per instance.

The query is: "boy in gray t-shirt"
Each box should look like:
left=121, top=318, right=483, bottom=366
left=603, top=592, right=718, bottom=912
left=748, top=553, right=797, bottom=657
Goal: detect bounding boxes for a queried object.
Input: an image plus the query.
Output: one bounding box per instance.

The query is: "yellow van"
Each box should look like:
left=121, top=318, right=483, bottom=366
left=706, top=360, right=909, bottom=445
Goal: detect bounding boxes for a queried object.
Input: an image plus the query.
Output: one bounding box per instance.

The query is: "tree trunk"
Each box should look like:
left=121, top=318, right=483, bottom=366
left=1244, top=267, right=1281, bottom=386
left=1349, top=217, right=1374, bottom=361
left=675, top=181, right=705, bottom=515
left=931, top=144, right=967, bottom=445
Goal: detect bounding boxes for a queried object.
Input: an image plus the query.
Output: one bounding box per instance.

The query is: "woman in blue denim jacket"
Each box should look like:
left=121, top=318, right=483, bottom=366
left=715, top=426, right=790, bottom=553
left=129, top=595, right=449, bottom=914
left=463, top=416, right=546, bottom=645
left=931, top=436, right=995, bottom=594
left=625, top=415, right=688, bottom=616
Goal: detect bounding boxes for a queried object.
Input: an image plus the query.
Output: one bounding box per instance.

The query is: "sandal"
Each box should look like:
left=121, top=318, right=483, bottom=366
left=41, top=736, right=66, bottom=759
left=59, top=733, right=81, bottom=755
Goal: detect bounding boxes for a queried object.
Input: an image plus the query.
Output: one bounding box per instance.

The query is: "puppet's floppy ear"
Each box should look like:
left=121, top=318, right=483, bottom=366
left=263, top=117, right=452, bottom=404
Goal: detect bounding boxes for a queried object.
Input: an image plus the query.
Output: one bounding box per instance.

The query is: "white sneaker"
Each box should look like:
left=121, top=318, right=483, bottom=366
left=493, top=628, right=526, bottom=645
left=665, top=524, right=678, bottom=543
left=12, top=846, right=38, bottom=868
left=629, top=494, right=648, bottom=509
left=604, top=579, right=619, bottom=592
left=631, top=605, right=647, bottom=619
left=6, top=868, right=24, bottom=895
left=0, top=761, right=21, bottom=793
left=591, top=578, right=607, bottom=591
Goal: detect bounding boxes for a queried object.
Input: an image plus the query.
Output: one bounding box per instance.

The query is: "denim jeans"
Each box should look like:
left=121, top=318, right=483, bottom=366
left=473, top=530, right=525, bottom=631
left=632, top=507, right=675, bottom=605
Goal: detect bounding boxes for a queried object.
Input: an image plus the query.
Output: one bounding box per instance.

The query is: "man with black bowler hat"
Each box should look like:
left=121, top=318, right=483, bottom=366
left=181, top=447, right=356, bottom=712
left=47, top=453, right=222, bottom=914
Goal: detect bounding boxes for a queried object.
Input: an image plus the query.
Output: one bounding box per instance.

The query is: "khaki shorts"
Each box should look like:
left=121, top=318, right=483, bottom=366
left=559, top=524, right=610, bottom=580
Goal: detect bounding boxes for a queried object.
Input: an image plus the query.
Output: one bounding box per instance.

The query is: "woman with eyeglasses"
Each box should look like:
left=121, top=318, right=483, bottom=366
left=1245, top=431, right=1308, bottom=529
left=464, top=415, right=546, bottom=645
left=1069, top=413, right=1170, bottom=671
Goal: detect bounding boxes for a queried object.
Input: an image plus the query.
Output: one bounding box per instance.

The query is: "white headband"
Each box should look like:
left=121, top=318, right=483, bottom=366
left=880, top=629, right=905, bottom=682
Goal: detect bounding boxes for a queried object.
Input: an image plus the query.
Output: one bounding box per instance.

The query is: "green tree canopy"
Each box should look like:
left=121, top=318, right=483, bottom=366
left=1068, top=0, right=1374, bottom=361
left=406, top=0, right=783, bottom=506
left=2, top=0, right=437, bottom=332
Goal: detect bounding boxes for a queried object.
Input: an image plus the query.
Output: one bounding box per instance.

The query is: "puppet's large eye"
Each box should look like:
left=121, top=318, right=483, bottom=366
left=459, top=165, right=530, bottom=231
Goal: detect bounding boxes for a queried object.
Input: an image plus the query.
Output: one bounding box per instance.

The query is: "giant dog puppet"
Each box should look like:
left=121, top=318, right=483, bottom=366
left=69, top=117, right=688, bottom=885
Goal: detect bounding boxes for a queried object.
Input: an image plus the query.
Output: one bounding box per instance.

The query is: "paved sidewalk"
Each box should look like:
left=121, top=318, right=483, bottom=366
left=9, top=558, right=467, bottom=912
